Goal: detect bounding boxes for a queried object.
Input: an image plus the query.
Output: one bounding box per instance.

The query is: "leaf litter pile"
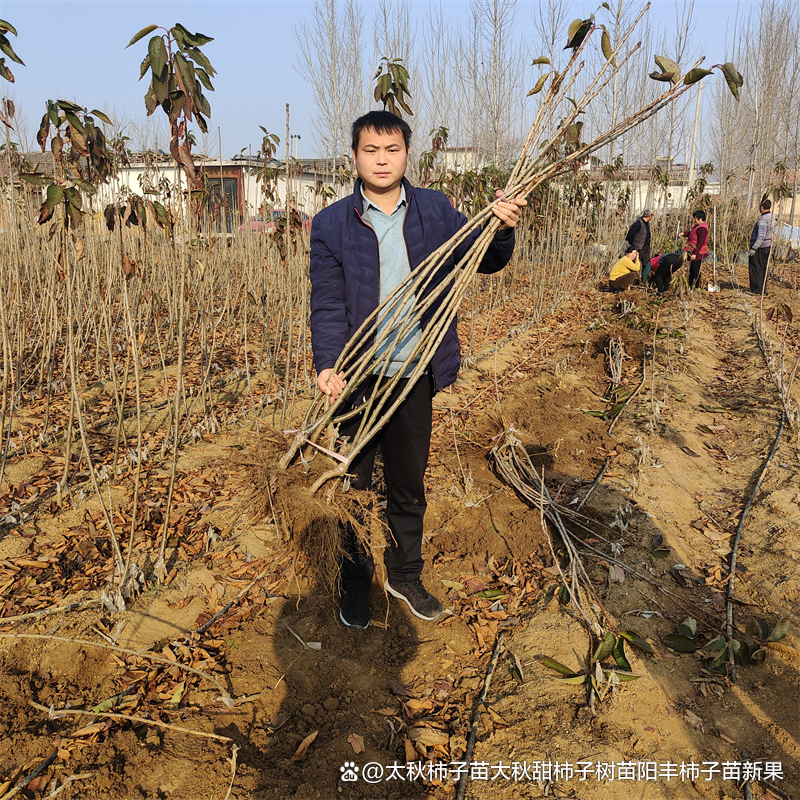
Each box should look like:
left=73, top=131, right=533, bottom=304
left=1, top=272, right=799, bottom=799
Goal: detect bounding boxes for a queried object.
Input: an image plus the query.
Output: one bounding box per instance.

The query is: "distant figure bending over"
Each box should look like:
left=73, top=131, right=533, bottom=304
left=648, top=252, right=685, bottom=294
left=748, top=199, right=774, bottom=295
left=608, top=245, right=640, bottom=291
left=683, top=210, right=709, bottom=289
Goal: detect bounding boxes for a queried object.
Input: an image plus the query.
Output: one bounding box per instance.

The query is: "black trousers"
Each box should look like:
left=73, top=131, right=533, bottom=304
left=637, top=246, right=651, bottom=283
left=689, top=258, right=703, bottom=288
left=338, top=375, right=432, bottom=591
left=653, top=263, right=679, bottom=293
left=749, top=247, right=770, bottom=294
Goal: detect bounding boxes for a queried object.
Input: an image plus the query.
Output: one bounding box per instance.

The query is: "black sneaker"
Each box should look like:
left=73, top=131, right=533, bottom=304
left=339, top=588, right=371, bottom=630
left=385, top=578, right=443, bottom=621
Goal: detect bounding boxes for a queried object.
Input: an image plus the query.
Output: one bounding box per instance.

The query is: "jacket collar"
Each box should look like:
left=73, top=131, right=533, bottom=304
left=353, top=176, right=414, bottom=215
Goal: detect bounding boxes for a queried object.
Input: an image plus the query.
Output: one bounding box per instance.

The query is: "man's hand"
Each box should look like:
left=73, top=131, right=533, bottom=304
left=317, top=368, right=347, bottom=401
left=748, top=248, right=756, bottom=257
left=492, top=190, right=527, bottom=229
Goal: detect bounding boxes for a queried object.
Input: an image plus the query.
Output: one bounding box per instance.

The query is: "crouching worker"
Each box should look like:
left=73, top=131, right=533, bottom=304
left=608, top=245, right=640, bottom=291
left=309, top=111, right=526, bottom=629
left=649, top=252, right=685, bottom=293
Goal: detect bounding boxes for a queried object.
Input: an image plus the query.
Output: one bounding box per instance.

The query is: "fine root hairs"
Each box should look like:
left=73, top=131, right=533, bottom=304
left=605, top=336, right=626, bottom=390
left=237, top=426, right=386, bottom=596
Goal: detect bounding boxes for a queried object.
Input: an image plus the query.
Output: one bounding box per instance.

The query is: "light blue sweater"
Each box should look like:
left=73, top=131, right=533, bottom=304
left=362, top=186, right=422, bottom=377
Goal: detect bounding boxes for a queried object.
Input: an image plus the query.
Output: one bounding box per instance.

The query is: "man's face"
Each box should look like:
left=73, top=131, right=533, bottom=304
left=352, top=128, right=409, bottom=194
left=644, top=214, right=653, bottom=222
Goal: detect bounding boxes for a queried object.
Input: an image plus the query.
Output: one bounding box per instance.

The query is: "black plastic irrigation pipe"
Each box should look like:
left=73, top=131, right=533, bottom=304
left=455, top=631, right=505, bottom=800
left=726, top=411, right=785, bottom=682
left=1, top=751, right=58, bottom=800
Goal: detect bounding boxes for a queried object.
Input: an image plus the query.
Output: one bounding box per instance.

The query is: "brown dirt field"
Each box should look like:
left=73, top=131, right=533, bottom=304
left=0, top=269, right=798, bottom=800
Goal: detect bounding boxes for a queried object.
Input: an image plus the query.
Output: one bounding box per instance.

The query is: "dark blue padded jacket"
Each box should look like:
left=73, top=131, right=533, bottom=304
left=309, top=177, right=516, bottom=394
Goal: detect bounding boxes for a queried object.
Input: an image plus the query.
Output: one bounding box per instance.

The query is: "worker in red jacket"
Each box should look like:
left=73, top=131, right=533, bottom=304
left=682, top=210, right=709, bottom=289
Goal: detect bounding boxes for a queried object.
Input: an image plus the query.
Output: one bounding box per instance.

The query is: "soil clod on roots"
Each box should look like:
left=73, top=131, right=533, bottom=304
left=237, top=427, right=384, bottom=594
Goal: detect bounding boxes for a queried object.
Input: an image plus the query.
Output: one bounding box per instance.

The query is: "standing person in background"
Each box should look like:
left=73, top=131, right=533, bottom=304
left=748, top=199, right=774, bottom=295
left=626, top=208, right=654, bottom=283
left=608, top=245, right=640, bottom=291
left=683, top=210, right=709, bottom=289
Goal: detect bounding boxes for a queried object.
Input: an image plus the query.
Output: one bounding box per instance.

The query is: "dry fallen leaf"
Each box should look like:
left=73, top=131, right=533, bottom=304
left=71, top=720, right=111, bottom=738
left=348, top=732, right=365, bottom=754
left=388, top=680, right=413, bottom=698
left=449, top=734, right=468, bottom=756
left=608, top=564, right=625, bottom=583
left=408, top=726, right=449, bottom=747
left=403, top=736, right=417, bottom=762
left=290, top=730, right=319, bottom=761
left=27, top=774, right=50, bottom=793
left=268, top=711, right=290, bottom=731
left=487, top=706, right=509, bottom=726
left=404, top=698, right=433, bottom=713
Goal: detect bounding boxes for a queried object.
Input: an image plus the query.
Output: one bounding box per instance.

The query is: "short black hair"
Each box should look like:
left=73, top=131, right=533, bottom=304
left=351, top=111, right=412, bottom=153
left=624, top=244, right=637, bottom=256
left=760, top=198, right=772, bottom=210
left=693, top=210, right=706, bottom=221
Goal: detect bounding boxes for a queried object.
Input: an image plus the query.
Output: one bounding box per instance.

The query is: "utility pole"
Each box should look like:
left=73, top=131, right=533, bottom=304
left=285, top=104, right=291, bottom=212
left=218, top=125, right=224, bottom=231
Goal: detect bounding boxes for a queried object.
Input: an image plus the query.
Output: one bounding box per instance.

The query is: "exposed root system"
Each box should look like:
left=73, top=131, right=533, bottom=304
left=236, top=427, right=385, bottom=594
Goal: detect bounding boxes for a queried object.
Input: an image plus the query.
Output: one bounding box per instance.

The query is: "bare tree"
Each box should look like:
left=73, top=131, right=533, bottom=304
left=294, top=0, right=366, bottom=163
left=372, top=0, right=415, bottom=78
left=713, top=0, right=799, bottom=208
left=530, top=0, right=569, bottom=68
left=472, top=0, right=521, bottom=163
left=414, top=4, right=458, bottom=172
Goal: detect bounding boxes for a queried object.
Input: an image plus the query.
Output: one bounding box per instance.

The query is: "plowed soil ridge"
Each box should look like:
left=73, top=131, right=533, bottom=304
left=0, top=274, right=797, bottom=800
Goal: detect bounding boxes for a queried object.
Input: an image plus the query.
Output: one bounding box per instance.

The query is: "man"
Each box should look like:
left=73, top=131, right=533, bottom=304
left=683, top=210, right=709, bottom=289
left=309, top=111, right=525, bottom=629
left=608, top=245, right=640, bottom=291
left=649, top=251, right=685, bottom=294
left=626, top=208, right=654, bottom=283
left=748, top=199, right=774, bottom=295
